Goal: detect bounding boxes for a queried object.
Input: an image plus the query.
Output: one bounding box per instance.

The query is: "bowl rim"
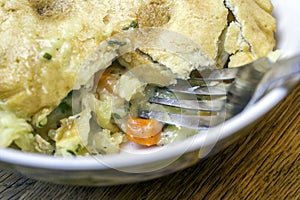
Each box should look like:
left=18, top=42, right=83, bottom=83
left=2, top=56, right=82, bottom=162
left=0, top=88, right=288, bottom=171
left=0, top=0, right=299, bottom=172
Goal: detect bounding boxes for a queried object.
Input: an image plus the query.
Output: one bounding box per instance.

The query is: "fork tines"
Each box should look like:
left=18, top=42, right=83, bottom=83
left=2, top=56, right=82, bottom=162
left=139, top=110, right=222, bottom=130
left=148, top=97, right=225, bottom=112
left=139, top=68, right=240, bottom=129
left=139, top=56, right=300, bottom=129
left=149, top=69, right=236, bottom=112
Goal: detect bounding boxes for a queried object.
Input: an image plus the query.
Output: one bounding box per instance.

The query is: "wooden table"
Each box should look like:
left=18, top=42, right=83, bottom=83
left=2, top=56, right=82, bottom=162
left=1, top=85, right=299, bottom=200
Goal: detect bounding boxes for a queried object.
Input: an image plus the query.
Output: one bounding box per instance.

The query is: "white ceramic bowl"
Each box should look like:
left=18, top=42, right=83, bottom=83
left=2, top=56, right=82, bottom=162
left=0, top=0, right=299, bottom=186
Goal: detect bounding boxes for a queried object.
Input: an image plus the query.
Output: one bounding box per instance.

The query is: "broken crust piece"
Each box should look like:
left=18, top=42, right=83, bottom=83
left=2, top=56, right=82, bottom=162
left=225, top=0, right=276, bottom=67
left=119, top=0, right=228, bottom=79
left=224, top=22, right=254, bottom=66
left=117, top=28, right=216, bottom=81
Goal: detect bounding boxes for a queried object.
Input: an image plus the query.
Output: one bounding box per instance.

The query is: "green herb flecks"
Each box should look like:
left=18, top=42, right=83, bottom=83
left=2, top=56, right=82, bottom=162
left=67, top=150, right=76, bottom=156
left=59, top=101, right=71, bottom=114
left=122, top=21, right=139, bottom=30
left=41, top=91, right=73, bottom=130
left=58, top=91, right=73, bottom=114
left=43, top=52, right=52, bottom=60
left=75, top=144, right=82, bottom=153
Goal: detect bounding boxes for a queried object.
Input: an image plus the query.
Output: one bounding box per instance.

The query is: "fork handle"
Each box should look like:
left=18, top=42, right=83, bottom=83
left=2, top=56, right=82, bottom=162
left=223, top=58, right=268, bottom=119
left=224, top=56, right=300, bottom=119
left=249, top=55, right=300, bottom=106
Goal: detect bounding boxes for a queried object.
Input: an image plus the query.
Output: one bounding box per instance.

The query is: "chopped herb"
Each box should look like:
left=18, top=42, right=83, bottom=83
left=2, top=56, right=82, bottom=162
left=58, top=91, right=73, bottom=113
left=67, top=150, right=76, bottom=156
left=122, top=21, right=139, bottom=30
left=59, top=102, right=71, bottom=114
left=38, top=121, right=43, bottom=127
left=37, top=120, right=47, bottom=128
left=43, top=52, right=52, bottom=60
left=75, top=144, right=82, bottom=153
left=107, top=40, right=127, bottom=46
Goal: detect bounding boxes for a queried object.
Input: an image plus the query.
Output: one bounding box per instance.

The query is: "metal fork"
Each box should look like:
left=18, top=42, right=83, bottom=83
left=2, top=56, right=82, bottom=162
left=138, top=55, right=300, bottom=129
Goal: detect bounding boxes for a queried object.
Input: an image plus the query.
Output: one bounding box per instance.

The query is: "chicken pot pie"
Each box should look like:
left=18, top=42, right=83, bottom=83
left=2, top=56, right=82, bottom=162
left=0, top=0, right=276, bottom=156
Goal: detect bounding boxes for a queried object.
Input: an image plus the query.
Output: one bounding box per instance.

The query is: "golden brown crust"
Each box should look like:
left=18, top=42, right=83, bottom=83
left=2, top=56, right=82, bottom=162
left=137, top=0, right=171, bottom=27
left=165, top=0, right=228, bottom=61
left=225, top=0, right=276, bottom=67
left=28, top=0, right=73, bottom=18
left=120, top=0, right=228, bottom=78
left=0, top=0, right=276, bottom=119
left=0, top=0, right=141, bottom=118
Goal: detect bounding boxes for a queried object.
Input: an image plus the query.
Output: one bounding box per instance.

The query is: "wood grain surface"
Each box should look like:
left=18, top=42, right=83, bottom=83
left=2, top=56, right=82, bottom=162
left=0, top=85, right=299, bottom=200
